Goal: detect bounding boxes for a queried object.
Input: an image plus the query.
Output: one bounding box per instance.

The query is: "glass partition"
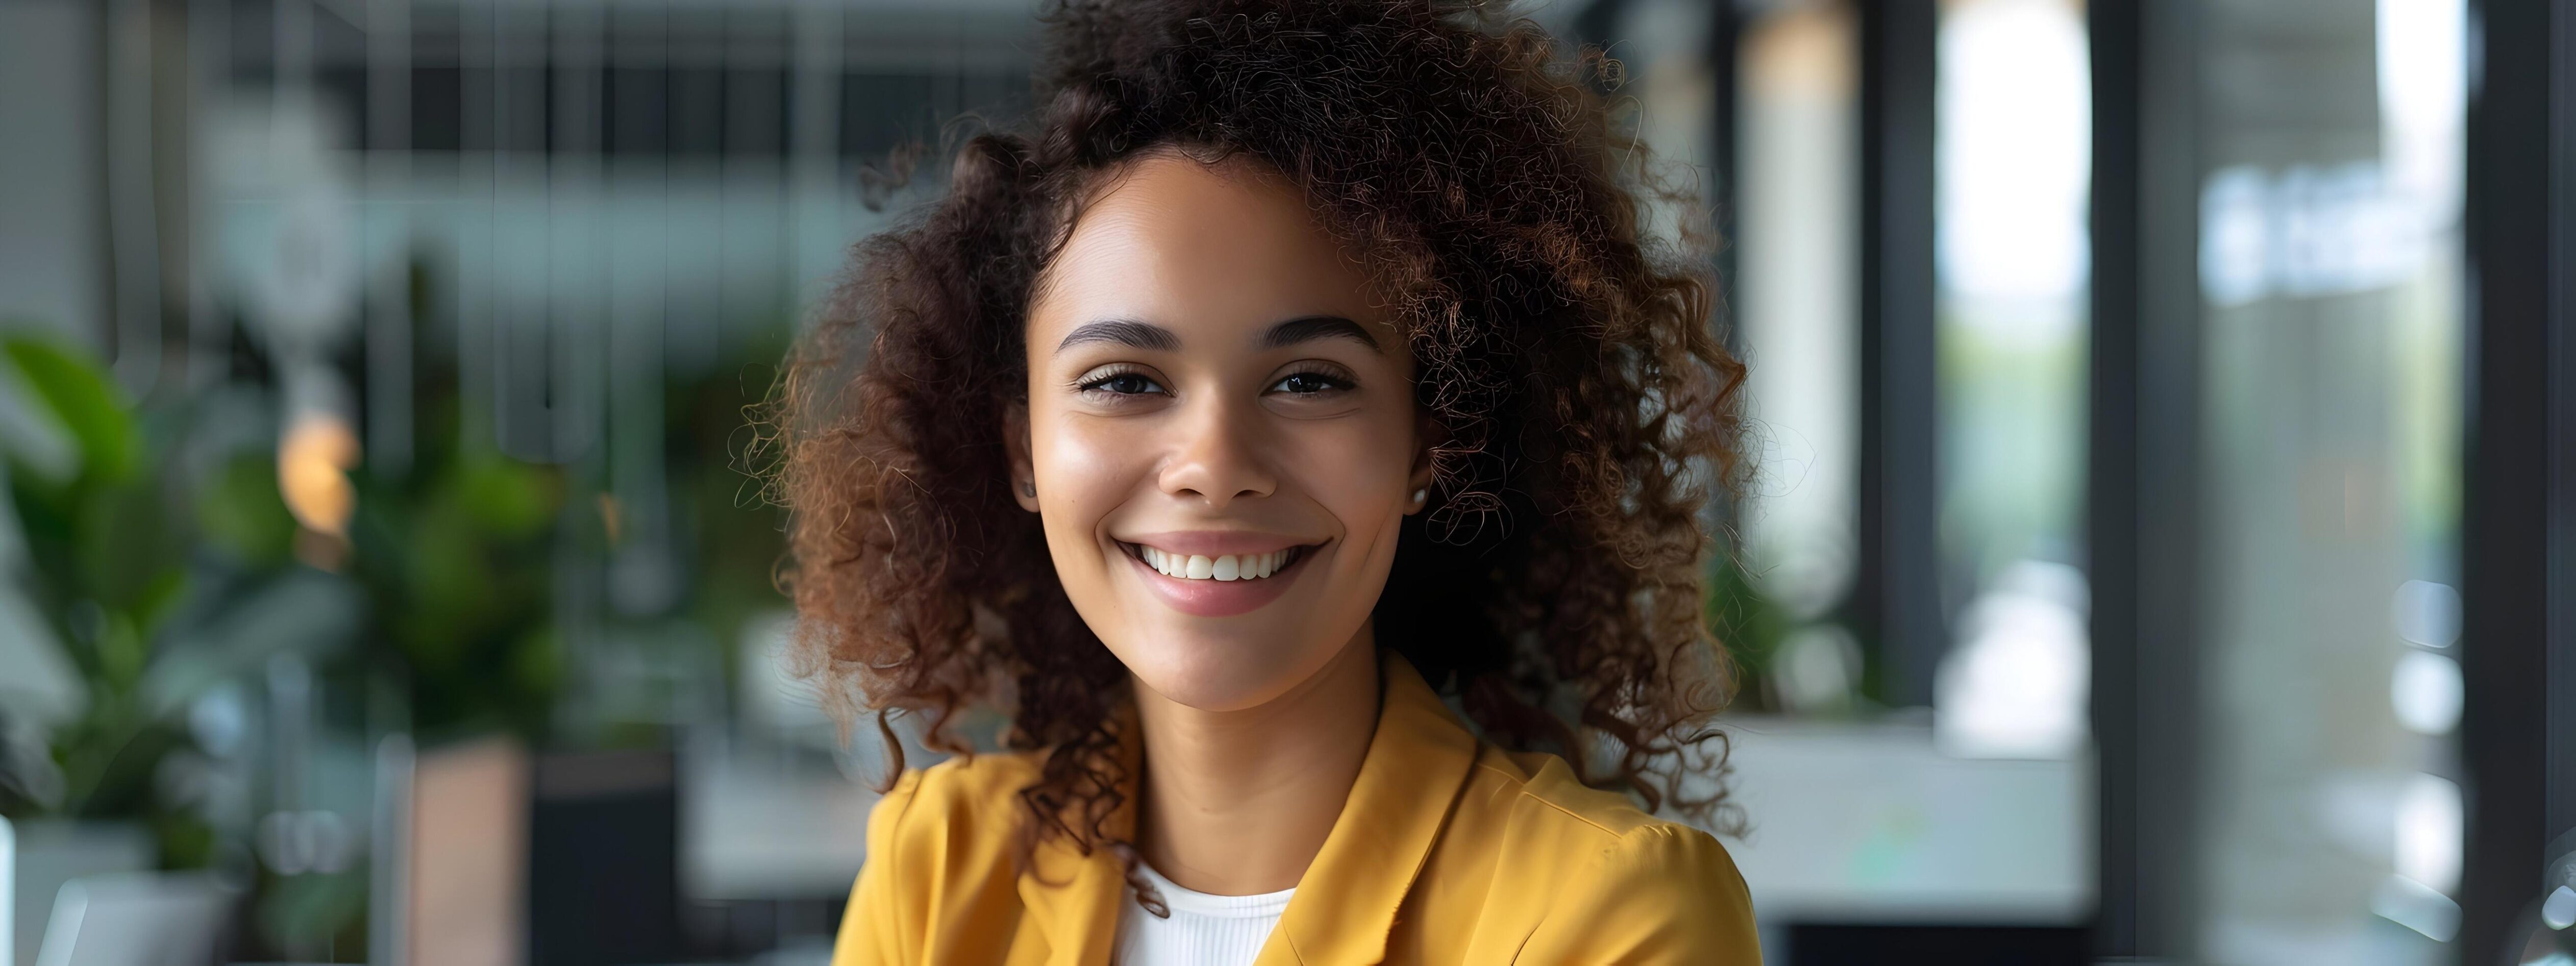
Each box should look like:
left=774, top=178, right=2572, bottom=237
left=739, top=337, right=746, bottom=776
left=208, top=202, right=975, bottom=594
left=2191, top=0, right=2467, bottom=959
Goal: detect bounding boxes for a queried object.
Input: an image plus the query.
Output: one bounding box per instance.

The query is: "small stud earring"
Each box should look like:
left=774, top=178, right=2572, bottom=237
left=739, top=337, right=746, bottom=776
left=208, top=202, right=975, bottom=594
left=1020, top=480, right=1036, bottom=498
left=1411, top=487, right=1428, bottom=505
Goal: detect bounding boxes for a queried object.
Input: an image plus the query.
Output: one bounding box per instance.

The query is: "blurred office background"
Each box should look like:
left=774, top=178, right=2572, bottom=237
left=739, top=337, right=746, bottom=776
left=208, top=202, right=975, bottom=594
left=0, top=0, right=2568, bottom=963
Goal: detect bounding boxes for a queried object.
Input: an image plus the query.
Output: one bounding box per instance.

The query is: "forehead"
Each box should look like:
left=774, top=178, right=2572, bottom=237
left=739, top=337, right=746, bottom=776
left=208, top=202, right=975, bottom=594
left=1029, top=153, right=1388, bottom=336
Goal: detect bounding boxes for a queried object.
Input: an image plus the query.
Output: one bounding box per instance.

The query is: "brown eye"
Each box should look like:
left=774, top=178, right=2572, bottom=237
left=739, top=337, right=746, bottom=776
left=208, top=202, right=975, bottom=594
left=1076, top=367, right=1169, bottom=397
left=1270, top=371, right=1348, bottom=395
left=1093, top=373, right=1158, bottom=395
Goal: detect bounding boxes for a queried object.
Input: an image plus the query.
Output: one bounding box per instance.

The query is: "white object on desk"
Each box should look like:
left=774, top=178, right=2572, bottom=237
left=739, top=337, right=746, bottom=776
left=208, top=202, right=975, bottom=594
left=7, top=823, right=151, bottom=966
left=31, top=872, right=231, bottom=966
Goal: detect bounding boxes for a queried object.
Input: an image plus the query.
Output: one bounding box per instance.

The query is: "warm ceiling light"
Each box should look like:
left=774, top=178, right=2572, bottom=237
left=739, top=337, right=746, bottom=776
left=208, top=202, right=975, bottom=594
left=278, top=411, right=359, bottom=539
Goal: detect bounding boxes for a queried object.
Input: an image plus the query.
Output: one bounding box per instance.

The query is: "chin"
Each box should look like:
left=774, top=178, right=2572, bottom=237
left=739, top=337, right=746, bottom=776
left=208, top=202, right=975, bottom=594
left=1115, top=624, right=1337, bottom=712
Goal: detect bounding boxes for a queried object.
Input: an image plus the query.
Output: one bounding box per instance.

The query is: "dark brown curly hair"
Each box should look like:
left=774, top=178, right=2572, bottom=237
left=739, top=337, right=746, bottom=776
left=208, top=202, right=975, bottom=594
left=773, top=0, right=1749, bottom=864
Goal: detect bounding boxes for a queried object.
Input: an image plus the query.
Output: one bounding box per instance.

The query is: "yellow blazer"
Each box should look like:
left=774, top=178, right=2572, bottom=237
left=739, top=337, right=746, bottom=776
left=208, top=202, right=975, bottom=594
left=832, top=651, right=1761, bottom=964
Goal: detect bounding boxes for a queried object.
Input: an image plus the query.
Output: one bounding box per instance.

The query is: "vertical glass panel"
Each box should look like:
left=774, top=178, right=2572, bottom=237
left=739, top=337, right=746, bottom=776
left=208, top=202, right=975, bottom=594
left=1737, top=0, right=1866, bottom=714
left=1931, top=0, right=2093, bottom=761
left=2193, top=0, right=2466, bottom=959
left=1605, top=0, right=1721, bottom=247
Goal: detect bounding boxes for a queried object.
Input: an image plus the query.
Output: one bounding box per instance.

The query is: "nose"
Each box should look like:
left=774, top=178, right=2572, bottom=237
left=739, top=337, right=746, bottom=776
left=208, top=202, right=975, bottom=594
left=1157, top=395, right=1277, bottom=508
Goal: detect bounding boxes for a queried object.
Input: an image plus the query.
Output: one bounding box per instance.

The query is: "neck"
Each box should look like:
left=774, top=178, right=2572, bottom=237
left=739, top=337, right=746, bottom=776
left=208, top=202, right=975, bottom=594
left=1131, top=625, right=1382, bottom=896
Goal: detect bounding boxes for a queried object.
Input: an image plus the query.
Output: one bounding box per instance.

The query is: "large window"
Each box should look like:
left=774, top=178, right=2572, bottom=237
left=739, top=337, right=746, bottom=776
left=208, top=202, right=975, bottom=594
left=1931, top=0, right=2092, bottom=760
left=1737, top=0, right=1866, bottom=714
left=2192, top=0, right=2468, bottom=958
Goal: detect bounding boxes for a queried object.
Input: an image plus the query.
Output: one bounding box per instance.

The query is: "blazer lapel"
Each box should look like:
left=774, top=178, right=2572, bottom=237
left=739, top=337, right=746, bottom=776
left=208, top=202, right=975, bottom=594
left=1017, top=707, right=1145, bottom=966
left=1020, top=654, right=1482, bottom=965
left=1018, top=838, right=1128, bottom=966
left=1255, top=652, right=1481, bottom=965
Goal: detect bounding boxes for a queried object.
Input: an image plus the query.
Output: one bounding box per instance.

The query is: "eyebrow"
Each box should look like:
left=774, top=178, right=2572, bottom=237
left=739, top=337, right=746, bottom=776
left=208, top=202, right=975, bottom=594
left=1053, top=314, right=1383, bottom=355
left=1055, top=319, right=1181, bottom=353
left=1260, top=315, right=1381, bottom=353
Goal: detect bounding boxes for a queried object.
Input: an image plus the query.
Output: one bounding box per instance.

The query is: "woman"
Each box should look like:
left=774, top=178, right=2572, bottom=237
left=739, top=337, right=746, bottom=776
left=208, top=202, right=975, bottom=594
left=777, top=1, right=1757, bottom=962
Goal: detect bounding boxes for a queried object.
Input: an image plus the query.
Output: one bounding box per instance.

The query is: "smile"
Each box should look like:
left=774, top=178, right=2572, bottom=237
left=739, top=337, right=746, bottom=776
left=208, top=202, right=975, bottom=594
left=1120, top=542, right=1311, bottom=582
left=1114, top=537, right=1325, bottom=618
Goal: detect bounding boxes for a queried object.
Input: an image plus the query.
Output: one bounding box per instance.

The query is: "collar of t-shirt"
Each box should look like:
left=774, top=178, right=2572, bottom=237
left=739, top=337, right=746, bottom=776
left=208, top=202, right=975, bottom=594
left=1129, top=861, right=1295, bottom=919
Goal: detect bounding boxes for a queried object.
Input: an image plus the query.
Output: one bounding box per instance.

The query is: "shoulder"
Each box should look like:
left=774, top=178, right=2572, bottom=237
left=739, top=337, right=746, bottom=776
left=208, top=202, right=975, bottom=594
left=837, top=750, right=1045, bottom=965
left=1456, top=745, right=1728, bottom=856
left=867, top=748, right=1047, bottom=857
left=877, top=749, right=1047, bottom=825
left=1446, top=746, right=1760, bottom=962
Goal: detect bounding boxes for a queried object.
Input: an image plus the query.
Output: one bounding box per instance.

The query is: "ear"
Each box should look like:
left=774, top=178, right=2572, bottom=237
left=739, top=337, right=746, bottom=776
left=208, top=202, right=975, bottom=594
left=1405, top=411, right=1446, bottom=515
left=1004, top=400, right=1039, bottom=513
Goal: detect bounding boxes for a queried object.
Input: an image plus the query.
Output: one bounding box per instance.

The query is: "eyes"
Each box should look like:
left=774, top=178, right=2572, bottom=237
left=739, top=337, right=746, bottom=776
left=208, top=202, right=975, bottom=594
left=1073, top=364, right=1356, bottom=403
left=1084, top=370, right=1165, bottom=397
left=1272, top=371, right=1341, bottom=395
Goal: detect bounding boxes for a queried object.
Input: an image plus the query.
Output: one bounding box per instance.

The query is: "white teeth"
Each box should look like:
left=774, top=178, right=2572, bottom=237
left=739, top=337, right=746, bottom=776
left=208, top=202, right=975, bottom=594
left=1136, top=546, right=1299, bottom=582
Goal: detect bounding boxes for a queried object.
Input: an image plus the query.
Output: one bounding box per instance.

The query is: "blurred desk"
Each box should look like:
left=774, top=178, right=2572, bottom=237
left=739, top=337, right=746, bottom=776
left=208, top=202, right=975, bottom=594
left=675, top=718, right=2089, bottom=924
left=1718, top=715, right=2093, bottom=925
left=681, top=740, right=880, bottom=902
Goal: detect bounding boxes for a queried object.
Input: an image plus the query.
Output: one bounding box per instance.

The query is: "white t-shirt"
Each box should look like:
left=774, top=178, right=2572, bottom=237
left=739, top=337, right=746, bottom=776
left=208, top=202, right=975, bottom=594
left=1112, top=861, right=1294, bottom=966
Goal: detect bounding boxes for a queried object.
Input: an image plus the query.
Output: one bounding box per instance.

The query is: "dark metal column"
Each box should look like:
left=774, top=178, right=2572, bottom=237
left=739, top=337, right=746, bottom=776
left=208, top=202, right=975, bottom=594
left=2088, top=0, right=2144, bottom=952
left=2556, top=0, right=2576, bottom=881
left=1855, top=0, right=1942, bottom=707
left=2461, top=0, right=2567, bottom=961
left=2090, top=0, right=2205, bottom=957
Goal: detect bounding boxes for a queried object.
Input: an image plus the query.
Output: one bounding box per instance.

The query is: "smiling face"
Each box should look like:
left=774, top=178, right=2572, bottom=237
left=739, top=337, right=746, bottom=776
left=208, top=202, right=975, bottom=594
left=1009, top=151, right=1432, bottom=713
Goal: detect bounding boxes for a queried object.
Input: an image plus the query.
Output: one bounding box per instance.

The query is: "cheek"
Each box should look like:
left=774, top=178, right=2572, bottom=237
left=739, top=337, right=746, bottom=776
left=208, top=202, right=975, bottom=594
left=1034, top=415, right=1121, bottom=492
left=1289, top=408, right=1420, bottom=550
left=1030, top=411, right=1143, bottom=544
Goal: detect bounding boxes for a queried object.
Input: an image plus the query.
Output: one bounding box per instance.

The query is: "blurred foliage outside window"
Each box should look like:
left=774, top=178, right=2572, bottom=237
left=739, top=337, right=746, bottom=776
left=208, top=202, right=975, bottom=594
left=0, top=283, right=790, bottom=953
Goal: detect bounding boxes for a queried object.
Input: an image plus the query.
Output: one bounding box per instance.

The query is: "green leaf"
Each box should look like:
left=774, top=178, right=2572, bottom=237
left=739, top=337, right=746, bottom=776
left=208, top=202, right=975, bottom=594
left=257, top=865, right=369, bottom=949
left=451, top=456, right=559, bottom=537
left=197, top=453, right=298, bottom=564
left=510, top=625, right=564, bottom=697
left=2, top=334, right=137, bottom=484
left=94, top=610, right=146, bottom=692
left=129, top=568, right=189, bottom=642
left=79, top=480, right=180, bottom=612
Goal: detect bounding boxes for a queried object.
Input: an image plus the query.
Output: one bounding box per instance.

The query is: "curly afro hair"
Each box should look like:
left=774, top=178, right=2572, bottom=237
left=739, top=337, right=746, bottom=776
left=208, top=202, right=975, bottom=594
left=772, top=0, right=1749, bottom=863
